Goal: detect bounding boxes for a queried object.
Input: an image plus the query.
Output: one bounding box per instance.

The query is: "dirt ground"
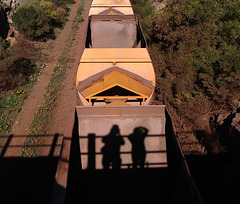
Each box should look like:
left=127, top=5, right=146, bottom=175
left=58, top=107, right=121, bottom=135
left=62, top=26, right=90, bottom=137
left=3, top=0, right=92, bottom=157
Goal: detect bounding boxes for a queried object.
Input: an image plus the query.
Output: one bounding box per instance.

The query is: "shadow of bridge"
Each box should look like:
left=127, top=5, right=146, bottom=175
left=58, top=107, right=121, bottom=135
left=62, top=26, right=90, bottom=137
left=0, top=133, right=63, bottom=204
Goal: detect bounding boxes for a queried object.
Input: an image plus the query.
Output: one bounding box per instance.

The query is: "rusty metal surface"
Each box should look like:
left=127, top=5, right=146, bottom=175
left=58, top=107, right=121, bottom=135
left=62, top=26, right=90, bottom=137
left=90, top=15, right=137, bottom=48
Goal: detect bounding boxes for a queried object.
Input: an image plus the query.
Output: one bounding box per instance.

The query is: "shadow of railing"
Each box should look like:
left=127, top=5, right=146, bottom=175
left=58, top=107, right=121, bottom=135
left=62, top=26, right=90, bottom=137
left=79, top=133, right=167, bottom=170
left=0, top=133, right=63, bottom=157
left=0, top=133, right=63, bottom=204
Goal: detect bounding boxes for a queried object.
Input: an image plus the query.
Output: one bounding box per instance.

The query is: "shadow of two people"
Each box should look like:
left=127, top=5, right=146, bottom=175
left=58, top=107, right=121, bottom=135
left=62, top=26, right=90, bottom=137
left=101, top=125, right=148, bottom=169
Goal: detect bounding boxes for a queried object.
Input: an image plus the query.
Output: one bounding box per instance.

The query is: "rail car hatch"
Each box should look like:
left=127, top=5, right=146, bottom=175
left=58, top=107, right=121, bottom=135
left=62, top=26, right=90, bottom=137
left=86, top=15, right=146, bottom=48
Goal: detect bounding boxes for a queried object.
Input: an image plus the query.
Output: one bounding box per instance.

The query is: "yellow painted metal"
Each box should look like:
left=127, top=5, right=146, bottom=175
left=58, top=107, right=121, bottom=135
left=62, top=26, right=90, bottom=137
left=80, top=48, right=152, bottom=63
left=89, top=98, right=92, bottom=106
left=92, top=0, right=132, bottom=6
left=106, top=10, right=119, bottom=15
left=80, top=69, right=152, bottom=99
left=106, top=100, right=130, bottom=106
left=76, top=62, right=155, bottom=87
left=90, top=96, right=144, bottom=99
left=80, top=60, right=151, bottom=63
left=89, top=7, right=133, bottom=15
left=76, top=48, right=156, bottom=89
left=91, top=5, right=131, bottom=7
left=90, top=0, right=134, bottom=15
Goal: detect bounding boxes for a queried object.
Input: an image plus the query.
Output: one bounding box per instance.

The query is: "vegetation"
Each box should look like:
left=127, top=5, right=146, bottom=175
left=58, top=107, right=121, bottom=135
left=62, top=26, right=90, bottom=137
left=131, top=0, right=156, bottom=41
left=130, top=0, right=240, bottom=153
left=20, top=52, right=69, bottom=157
left=150, top=0, right=240, bottom=118
left=0, top=44, right=48, bottom=135
left=12, top=6, right=51, bottom=40
left=1, top=2, right=48, bottom=137
left=12, top=0, right=74, bottom=40
left=0, top=35, right=35, bottom=90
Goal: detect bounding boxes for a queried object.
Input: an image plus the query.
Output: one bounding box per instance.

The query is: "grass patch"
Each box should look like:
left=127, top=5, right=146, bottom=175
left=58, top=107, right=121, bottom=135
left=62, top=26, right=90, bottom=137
left=66, top=0, right=85, bottom=48
left=73, top=0, right=85, bottom=29
left=20, top=52, right=69, bottom=157
left=29, top=52, right=69, bottom=135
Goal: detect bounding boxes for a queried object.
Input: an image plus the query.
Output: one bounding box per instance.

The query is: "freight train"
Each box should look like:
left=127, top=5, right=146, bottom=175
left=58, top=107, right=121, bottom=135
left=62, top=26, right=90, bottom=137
left=76, top=0, right=155, bottom=106
left=51, top=0, right=204, bottom=203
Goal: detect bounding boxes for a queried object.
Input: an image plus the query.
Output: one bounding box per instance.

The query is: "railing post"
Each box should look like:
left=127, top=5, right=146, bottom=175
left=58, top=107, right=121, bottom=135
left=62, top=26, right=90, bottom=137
left=88, top=134, right=96, bottom=170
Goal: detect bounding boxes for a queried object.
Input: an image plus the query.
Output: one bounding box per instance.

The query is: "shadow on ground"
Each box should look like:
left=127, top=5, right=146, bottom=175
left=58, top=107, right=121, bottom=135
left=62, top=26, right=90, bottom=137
left=186, top=153, right=240, bottom=204
left=0, top=134, right=61, bottom=204
left=0, top=156, right=58, bottom=204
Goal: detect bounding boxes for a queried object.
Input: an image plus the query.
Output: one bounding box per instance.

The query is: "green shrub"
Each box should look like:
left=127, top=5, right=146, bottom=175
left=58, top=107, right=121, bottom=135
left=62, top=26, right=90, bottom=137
left=40, top=1, right=66, bottom=25
left=12, top=0, right=73, bottom=40
left=131, top=0, right=156, bottom=41
left=12, top=6, right=50, bottom=40
left=51, top=0, right=75, bottom=9
left=0, top=36, right=35, bottom=90
left=18, top=0, right=39, bottom=8
left=151, top=0, right=240, bottom=108
left=54, top=7, right=67, bottom=24
left=40, top=1, right=53, bottom=19
left=0, top=37, right=10, bottom=60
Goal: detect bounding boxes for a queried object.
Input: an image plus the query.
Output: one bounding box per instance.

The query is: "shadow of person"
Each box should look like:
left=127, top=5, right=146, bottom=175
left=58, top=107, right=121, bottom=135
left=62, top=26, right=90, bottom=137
left=128, top=127, right=148, bottom=169
left=101, top=125, right=125, bottom=170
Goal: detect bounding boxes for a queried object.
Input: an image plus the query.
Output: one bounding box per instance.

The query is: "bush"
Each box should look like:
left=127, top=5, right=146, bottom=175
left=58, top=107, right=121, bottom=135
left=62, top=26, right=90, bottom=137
left=40, top=1, right=66, bottom=25
left=0, top=36, right=35, bottom=90
left=13, top=34, right=35, bottom=60
left=131, top=0, right=156, bottom=41
left=149, top=0, right=240, bottom=149
left=150, top=0, right=240, bottom=111
left=12, top=6, right=51, bottom=40
left=0, top=37, right=10, bottom=60
left=51, top=0, right=75, bottom=9
left=13, top=0, right=72, bottom=39
left=0, top=55, right=33, bottom=90
left=55, top=7, right=66, bottom=24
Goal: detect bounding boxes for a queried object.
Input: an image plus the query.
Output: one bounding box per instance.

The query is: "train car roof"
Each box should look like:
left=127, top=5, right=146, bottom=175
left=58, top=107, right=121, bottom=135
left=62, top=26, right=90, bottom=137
left=92, top=0, right=132, bottom=5
left=89, top=7, right=134, bottom=15
left=89, top=0, right=133, bottom=15
left=79, top=48, right=152, bottom=63
left=76, top=48, right=156, bottom=87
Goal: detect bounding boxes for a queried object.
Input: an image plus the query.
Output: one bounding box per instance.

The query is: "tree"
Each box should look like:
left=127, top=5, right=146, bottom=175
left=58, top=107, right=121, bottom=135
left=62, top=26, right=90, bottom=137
left=131, top=0, right=156, bottom=41
left=12, top=6, right=50, bottom=40
left=151, top=0, right=240, bottom=111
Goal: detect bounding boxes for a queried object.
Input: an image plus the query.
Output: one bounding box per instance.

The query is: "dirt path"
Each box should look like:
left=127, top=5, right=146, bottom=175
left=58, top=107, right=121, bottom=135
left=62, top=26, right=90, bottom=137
left=2, top=0, right=91, bottom=157
left=40, top=0, right=92, bottom=156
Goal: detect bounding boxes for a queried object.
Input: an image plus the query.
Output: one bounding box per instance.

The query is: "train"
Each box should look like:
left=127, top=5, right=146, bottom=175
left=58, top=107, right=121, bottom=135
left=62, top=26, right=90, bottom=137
left=51, top=0, right=204, bottom=203
left=76, top=0, right=155, bottom=106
